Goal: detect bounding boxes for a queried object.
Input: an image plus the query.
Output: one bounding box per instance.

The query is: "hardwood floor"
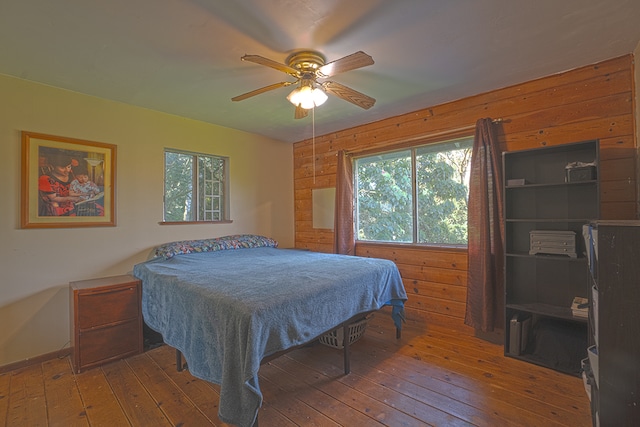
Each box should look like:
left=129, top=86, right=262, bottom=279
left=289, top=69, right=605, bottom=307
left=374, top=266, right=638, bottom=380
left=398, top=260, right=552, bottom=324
left=1, top=314, right=592, bottom=426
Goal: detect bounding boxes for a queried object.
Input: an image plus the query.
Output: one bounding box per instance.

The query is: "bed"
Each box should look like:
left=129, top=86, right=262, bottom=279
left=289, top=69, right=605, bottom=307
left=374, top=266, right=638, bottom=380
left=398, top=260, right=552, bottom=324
left=132, top=235, right=407, bottom=427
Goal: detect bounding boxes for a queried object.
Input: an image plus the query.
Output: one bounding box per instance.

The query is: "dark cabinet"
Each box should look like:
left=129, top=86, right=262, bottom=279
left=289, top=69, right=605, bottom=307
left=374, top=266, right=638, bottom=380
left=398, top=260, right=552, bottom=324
left=585, top=221, right=640, bottom=426
left=503, top=140, right=599, bottom=375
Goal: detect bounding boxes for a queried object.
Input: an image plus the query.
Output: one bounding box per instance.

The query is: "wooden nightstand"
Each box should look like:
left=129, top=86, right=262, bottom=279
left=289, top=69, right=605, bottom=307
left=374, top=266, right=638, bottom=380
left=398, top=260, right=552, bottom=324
left=70, top=274, right=143, bottom=373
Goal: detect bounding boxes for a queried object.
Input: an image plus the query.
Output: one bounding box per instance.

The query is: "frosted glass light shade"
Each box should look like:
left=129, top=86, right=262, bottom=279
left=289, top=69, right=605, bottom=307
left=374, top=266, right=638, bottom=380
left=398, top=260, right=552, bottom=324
left=287, top=86, right=328, bottom=109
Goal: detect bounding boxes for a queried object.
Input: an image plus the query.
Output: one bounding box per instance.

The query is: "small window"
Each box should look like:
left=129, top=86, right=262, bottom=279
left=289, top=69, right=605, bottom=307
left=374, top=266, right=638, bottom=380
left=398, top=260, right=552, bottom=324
left=355, top=136, right=473, bottom=245
left=163, top=149, right=229, bottom=222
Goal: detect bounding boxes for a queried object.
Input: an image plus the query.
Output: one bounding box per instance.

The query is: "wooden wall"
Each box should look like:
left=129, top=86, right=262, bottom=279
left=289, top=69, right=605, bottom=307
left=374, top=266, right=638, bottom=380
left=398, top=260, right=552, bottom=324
left=293, top=55, right=637, bottom=333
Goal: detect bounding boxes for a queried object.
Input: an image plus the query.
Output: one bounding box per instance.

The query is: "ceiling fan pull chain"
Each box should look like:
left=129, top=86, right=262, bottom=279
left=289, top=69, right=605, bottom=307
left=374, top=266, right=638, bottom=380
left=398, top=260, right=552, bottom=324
left=312, top=106, right=316, bottom=184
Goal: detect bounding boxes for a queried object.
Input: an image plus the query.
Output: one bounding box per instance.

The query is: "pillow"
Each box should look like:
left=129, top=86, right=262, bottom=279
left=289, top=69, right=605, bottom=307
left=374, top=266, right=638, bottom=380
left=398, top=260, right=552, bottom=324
left=154, top=234, right=278, bottom=259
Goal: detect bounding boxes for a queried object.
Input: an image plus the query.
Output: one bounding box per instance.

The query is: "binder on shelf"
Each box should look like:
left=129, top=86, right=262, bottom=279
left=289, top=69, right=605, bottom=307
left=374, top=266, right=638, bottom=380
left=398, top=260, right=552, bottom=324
left=583, top=223, right=598, bottom=278
left=591, top=285, right=599, bottom=346
left=509, top=313, right=531, bottom=356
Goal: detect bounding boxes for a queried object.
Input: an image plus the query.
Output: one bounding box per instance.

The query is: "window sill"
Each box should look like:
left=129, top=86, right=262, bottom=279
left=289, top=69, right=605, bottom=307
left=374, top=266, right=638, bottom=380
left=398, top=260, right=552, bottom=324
left=158, top=220, right=233, bottom=225
left=355, top=240, right=467, bottom=252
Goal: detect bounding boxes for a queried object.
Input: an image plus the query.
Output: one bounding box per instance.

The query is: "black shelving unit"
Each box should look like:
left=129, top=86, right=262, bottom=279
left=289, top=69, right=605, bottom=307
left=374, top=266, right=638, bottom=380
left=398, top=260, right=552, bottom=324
left=503, top=140, right=599, bottom=376
left=585, top=221, right=640, bottom=426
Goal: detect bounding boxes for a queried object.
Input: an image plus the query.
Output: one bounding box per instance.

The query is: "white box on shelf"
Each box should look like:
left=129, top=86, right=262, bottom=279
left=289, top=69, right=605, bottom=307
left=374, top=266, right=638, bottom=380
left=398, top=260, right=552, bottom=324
left=592, top=285, right=599, bottom=346
left=529, top=230, right=577, bottom=258
left=588, top=345, right=599, bottom=388
left=581, top=358, right=592, bottom=401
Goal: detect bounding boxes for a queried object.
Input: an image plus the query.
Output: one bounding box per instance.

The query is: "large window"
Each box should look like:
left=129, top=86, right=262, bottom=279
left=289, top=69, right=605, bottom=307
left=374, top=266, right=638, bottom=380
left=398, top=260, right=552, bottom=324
left=355, top=136, right=473, bottom=245
left=164, top=149, right=229, bottom=222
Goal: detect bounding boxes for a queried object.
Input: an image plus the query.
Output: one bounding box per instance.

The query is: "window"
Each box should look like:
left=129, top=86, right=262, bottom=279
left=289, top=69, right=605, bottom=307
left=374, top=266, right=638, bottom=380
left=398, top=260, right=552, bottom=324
left=355, top=136, right=473, bottom=245
left=163, top=149, right=229, bottom=222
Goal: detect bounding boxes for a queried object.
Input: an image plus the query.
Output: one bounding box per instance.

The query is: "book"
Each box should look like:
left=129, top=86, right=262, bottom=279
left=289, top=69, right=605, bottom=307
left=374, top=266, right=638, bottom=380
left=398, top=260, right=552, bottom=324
left=75, top=191, right=104, bottom=205
left=571, top=296, right=589, bottom=318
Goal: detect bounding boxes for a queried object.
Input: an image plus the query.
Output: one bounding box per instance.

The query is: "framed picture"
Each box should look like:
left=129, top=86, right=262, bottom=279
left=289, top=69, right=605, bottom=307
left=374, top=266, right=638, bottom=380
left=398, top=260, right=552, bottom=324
left=21, top=131, right=116, bottom=228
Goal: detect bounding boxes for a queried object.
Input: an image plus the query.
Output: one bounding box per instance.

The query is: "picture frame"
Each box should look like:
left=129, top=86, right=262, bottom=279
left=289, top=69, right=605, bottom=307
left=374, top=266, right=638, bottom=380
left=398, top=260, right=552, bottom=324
left=21, top=131, right=116, bottom=228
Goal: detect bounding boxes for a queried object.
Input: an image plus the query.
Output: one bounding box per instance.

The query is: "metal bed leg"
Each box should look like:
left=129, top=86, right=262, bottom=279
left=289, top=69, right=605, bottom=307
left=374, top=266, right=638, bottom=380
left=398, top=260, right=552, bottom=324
left=343, top=323, right=351, bottom=374
left=396, top=326, right=401, bottom=339
left=176, top=349, right=185, bottom=372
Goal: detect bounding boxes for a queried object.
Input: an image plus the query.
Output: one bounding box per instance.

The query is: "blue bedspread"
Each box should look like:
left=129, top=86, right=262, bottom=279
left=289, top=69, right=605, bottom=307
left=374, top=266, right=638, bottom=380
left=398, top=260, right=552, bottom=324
left=133, top=247, right=407, bottom=427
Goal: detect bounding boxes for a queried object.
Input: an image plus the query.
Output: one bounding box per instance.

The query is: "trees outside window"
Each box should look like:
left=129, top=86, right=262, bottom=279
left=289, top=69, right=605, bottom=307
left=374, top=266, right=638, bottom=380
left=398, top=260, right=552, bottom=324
left=355, top=136, right=473, bottom=245
left=164, top=149, right=228, bottom=222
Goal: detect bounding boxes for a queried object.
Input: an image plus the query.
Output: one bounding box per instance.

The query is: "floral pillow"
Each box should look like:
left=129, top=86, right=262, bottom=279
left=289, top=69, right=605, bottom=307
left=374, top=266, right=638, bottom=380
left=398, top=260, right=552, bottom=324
left=154, top=234, right=278, bottom=259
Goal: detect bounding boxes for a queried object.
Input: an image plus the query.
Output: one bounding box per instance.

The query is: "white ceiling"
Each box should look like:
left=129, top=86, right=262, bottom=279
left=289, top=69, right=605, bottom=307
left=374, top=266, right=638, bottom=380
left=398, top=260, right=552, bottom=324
left=2, top=1, right=639, bottom=143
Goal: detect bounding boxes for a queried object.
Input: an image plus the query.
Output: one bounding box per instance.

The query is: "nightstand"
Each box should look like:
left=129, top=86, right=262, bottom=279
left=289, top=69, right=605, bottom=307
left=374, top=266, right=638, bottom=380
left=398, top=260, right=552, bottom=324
left=70, top=274, right=143, bottom=373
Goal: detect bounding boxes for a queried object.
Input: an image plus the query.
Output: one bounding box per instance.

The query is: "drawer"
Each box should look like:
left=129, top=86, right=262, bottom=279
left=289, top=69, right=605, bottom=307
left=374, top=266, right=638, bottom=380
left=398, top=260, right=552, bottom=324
left=529, top=245, right=577, bottom=256
left=78, top=285, right=139, bottom=329
left=530, top=243, right=575, bottom=251
left=530, top=241, right=575, bottom=249
left=78, top=319, right=140, bottom=367
left=530, top=233, right=575, bottom=245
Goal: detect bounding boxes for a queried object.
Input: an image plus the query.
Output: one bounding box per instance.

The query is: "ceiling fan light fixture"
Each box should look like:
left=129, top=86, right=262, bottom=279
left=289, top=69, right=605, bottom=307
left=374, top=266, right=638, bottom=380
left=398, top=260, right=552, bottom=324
left=233, top=50, right=375, bottom=115
left=287, top=85, right=328, bottom=110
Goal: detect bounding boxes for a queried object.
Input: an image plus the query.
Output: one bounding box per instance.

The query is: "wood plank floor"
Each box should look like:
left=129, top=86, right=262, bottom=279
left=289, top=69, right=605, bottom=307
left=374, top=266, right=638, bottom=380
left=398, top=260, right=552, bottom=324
left=1, top=314, right=592, bottom=426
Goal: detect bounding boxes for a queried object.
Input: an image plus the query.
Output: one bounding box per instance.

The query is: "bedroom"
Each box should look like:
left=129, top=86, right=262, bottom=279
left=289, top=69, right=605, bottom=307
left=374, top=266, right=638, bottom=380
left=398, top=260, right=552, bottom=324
left=1, top=1, right=639, bottom=426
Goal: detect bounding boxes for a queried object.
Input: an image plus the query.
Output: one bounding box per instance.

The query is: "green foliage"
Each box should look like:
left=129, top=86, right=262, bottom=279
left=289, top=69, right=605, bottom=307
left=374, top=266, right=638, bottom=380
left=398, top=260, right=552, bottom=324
left=416, top=150, right=469, bottom=244
left=357, top=153, right=413, bottom=242
left=164, top=152, right=193, bottom=221
left=356, top=140, right=472, bottom=244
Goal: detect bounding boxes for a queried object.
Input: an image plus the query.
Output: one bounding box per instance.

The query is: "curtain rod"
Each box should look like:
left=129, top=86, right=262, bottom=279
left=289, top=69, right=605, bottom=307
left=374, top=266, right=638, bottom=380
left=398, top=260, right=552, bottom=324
left=445, top=117, right=503, bottom=134
left=343, top=117, right=504, bottom=157
left=406, top=117, right=504, bottom=141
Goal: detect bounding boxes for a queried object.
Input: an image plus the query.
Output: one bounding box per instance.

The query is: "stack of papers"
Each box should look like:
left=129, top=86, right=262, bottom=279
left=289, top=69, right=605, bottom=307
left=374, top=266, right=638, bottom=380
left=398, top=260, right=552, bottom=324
left=571, top=296, right=589, bottom=318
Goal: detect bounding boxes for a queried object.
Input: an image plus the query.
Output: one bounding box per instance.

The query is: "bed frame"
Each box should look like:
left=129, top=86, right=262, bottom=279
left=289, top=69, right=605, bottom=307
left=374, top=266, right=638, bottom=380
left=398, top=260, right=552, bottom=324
left=175, top=310, right=402, bottom=375
left=173, top=310, right=401, bottom=426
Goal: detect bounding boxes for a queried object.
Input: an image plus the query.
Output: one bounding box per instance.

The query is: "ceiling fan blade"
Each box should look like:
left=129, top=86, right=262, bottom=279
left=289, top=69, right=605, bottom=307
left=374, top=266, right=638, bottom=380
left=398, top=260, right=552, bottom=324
left=231, top=81, right=294, bottom=102
left=317, top=51, right=374, bottom=77
left=241, top=54, right=299, bottom=76
left=323, top=81, right=376, bottom=109
left=294, top=105, right=308, bottom=119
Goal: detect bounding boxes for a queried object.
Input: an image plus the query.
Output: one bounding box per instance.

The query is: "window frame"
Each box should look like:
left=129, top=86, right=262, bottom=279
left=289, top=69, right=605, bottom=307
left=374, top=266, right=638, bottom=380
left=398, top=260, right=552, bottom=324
left=354, top=135, right=474, bottom=248
left=161, top=148, right=231, bottom=224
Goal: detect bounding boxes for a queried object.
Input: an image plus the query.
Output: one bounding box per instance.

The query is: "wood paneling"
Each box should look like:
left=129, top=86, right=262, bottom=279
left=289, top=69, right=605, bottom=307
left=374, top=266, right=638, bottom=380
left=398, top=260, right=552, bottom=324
left=293, top=55, right=638, bottom=332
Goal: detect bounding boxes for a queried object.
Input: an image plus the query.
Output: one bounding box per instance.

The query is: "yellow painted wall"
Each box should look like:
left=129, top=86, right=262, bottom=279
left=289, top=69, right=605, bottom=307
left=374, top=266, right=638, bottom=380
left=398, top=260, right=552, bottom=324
left=0, top=74, right=294, bottom=366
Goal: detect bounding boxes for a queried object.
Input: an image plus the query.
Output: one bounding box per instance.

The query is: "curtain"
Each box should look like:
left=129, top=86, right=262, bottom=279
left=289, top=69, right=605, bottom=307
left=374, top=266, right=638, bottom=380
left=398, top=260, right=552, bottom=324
left=465, top=118, right=505, bottom=332
left=333, top=150, right=355, bottom=255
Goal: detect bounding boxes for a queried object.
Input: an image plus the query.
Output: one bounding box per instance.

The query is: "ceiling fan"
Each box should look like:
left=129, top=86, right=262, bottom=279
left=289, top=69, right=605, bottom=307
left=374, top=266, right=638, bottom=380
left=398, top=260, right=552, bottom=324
left=231, top=50, right=376, bottom=119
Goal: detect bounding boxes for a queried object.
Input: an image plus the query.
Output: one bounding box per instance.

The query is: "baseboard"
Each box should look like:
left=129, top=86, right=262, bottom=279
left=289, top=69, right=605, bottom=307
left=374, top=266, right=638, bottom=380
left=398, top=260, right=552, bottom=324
left=474, top=327, right=504, bottom=345
left=0, top=348, right=72, bottom=374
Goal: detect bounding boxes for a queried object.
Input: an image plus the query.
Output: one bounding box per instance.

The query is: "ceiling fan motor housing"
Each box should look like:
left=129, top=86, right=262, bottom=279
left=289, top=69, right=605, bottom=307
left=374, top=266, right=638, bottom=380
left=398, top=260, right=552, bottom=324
left=286, top=50, right=326, bottom=75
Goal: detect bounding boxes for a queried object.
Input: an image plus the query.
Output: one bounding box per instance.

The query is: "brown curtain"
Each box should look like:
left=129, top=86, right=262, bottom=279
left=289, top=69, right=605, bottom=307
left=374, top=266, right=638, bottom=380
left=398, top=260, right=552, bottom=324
left=465, top=118, right=505, bottom=332
left=333, top=150, right=355, bottom=255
